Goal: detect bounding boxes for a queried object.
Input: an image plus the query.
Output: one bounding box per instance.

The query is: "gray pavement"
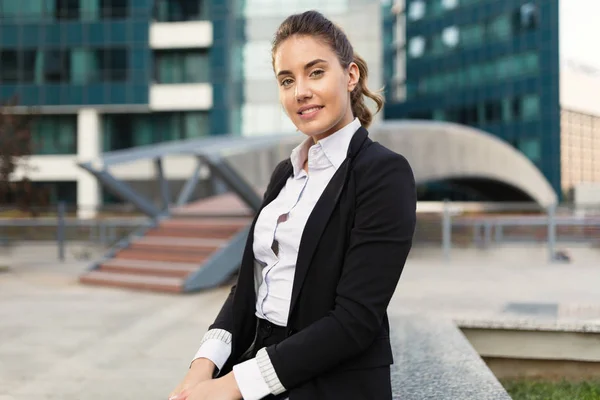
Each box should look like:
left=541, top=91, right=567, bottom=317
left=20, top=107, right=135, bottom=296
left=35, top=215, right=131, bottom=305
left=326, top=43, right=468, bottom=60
left=1, top=242, right=600, bottom=399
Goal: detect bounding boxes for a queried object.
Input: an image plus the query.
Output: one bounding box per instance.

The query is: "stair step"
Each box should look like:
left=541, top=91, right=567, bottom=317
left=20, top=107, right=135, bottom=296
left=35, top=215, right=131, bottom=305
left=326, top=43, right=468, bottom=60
left=145, top=228, right=236, bottom=239
left=99, top=259, right=199, bottom=278
left=80, top=271, right=183, bottom=293
left=170, top=194, right=253, bottom=217
left=159, top=218, right=251, bottom=229
left=114, top=249, right=208, bottom=264
left=132, top=237, right=227, bottom=249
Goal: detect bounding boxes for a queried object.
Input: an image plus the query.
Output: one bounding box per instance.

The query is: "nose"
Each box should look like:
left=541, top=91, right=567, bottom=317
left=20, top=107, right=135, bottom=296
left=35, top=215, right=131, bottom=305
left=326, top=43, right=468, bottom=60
left=295, top=78, right=312, bottom=101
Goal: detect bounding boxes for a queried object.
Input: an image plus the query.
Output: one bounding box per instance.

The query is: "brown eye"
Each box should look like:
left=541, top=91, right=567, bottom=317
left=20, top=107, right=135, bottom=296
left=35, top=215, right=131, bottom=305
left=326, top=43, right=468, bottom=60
left=310, top=69, right=324, bottom=77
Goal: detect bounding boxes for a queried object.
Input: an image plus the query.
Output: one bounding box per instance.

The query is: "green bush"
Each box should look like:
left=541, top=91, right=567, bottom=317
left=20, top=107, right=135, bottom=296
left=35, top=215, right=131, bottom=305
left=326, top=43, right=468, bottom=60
left=502, top=379, right=600, bottom=400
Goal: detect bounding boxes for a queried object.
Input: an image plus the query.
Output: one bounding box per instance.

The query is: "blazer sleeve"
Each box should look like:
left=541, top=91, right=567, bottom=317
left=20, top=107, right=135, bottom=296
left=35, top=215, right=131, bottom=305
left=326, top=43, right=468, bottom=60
left=264, top=151, right=417, bottom=389
left=208, top=158, right=291, bottom=333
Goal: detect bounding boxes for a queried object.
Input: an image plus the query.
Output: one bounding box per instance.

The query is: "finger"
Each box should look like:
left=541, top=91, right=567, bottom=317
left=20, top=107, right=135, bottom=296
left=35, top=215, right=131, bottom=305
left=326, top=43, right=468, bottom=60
left=169, top=389, right=190, bottom=400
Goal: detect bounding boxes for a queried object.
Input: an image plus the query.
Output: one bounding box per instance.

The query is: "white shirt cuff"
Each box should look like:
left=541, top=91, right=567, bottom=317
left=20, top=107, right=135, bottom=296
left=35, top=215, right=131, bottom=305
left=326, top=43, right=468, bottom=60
left=191, top=329, right=232, bottom=371
left=192, top=339, right=232, bottom=371
left=233, top=358, right=272, bottom=400
left=256, top=347, right=286, bottom=395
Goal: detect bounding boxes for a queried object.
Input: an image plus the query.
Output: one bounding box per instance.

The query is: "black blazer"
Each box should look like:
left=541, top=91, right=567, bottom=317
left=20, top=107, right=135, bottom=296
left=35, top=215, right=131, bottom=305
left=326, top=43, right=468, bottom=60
left=211, top=127, right=417, bottom=400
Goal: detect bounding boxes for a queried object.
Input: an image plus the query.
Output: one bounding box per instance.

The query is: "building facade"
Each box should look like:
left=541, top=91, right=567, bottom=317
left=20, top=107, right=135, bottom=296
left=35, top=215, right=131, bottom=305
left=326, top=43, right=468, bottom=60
left=558, top=0, right=600, bottom=202
left=2, top=0, right=384, bottom=212
left=0, top=0, right=244, bottom=214
left=382, top=0, right=561, bottom=200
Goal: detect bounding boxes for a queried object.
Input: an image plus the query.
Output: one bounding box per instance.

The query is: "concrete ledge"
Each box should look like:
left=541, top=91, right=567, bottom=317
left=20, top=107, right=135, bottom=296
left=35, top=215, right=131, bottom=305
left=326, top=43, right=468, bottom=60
left=390, top=315, right=511, bottom=399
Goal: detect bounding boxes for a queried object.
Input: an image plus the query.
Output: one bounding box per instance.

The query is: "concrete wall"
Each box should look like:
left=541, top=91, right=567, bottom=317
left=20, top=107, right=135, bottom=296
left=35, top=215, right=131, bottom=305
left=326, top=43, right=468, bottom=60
left=225, top=120, right=558, bottom=208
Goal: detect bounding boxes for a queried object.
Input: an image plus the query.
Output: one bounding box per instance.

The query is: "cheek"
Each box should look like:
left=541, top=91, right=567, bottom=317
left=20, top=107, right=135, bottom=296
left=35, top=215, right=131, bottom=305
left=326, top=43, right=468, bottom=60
left=280, top=92, right=296, bottom=117
left=324, top=81, right=347, bottom=110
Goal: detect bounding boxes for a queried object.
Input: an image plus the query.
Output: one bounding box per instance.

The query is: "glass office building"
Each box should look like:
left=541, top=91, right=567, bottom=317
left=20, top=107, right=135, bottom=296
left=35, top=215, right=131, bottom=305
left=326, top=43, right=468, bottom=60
left=383, top=0, right=561, bottom=199
left=0, top=0, right=244, bottom=211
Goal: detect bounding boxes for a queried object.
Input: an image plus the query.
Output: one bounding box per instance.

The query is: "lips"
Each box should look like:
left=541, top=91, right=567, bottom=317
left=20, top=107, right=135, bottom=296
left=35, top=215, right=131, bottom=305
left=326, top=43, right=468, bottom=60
left=297, top=105, right=324, bottom=120
left=298, top=106, right=323, bottom=115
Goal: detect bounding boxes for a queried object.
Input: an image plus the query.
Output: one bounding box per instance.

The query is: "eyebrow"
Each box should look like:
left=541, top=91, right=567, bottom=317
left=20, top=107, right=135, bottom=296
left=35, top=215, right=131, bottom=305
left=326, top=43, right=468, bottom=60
left=276, top=59, right=328, bottom=78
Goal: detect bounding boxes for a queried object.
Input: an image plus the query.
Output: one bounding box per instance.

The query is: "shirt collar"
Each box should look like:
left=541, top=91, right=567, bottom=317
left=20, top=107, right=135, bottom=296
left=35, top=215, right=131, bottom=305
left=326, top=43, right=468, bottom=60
left=290, top=117, right=362, bottom=178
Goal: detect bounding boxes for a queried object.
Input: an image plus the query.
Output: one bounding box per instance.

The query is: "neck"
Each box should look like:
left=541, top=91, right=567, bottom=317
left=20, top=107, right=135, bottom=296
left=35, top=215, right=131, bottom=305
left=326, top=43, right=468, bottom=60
left=313, top=111, right=355, bottom=143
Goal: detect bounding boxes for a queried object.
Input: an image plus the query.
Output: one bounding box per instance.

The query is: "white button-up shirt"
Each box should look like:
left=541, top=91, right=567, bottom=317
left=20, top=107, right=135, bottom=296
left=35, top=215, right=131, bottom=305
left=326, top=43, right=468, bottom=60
left=192, top=117, right=362, bottom=400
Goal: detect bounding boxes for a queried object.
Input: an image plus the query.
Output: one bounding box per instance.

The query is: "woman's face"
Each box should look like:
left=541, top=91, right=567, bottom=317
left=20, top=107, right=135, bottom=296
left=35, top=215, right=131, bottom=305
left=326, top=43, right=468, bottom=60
left=273, top=35, right=359, bottom=142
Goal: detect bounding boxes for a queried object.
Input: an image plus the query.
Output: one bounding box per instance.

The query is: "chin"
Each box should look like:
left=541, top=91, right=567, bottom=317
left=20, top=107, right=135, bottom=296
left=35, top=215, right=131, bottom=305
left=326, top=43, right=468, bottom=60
left=295, top=119, right=334, bottom=138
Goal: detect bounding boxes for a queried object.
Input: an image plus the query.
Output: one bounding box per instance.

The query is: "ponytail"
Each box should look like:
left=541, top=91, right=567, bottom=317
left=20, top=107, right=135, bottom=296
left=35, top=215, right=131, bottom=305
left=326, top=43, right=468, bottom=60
left=351, top=54, right=383, bottom=128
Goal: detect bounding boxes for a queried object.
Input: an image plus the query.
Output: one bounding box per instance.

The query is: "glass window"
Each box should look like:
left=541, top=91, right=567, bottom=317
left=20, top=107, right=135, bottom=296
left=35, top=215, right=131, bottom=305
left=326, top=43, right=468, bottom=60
left=430, top=0, right=444, bottom=16
left=32, top=181, right=77, bottom=205
left=0, top=1, right=21, bottom=18
left=484, top=101, right=502, bottom=123
left=104, top=112, right=209, bottom=151
left=0, top=51, right=18, bottom=82
left=521, top=94, right=540, bottom=120
left=184, top=112, right=208, bottom=138
left=96, top=48, right=128, bottom=81
left=511, top=98, right=522, bottom=119
left=80, top=0, right=99, bottom=20
left=430, top=35, right=445, bottom=56
left=154, top=0, right=207, bottom=22
left=44, top=50, right=71, bottom=83
left=407, top=0, right=425, bottom=21
left=20, top=51, right=37, bottom=82
left=31, top=115, right=77, bottom=155
left=408, top=36, right=425, bottom=58
left=514, top=3, right=537, bottom=32
left=55, top=0, right=80, bottom=20
left=442, top=0, right=458, bottom=10
left=243, top=0, right=347, bottom=18
left=456, top=105, right=478, bottom=125
left=487, top=14, right=511, bottom=40
left=154, top=50, right=210, bottom=84
left=100, top=0, right=128, bottom=18
left=523, top=52, right=538, bottom=73
left=442, top=26, right=459, bottom=48
left=461, top=24, right=484, bottom=47
left=71, top=49, right=94, bottom=83
left=0, top=50, right=39, bottom=83
left=518, top=137, right=541, bottom=162
left=502, top=98, right=513, bottom=122
left=20, top=2, right=52, bottom=20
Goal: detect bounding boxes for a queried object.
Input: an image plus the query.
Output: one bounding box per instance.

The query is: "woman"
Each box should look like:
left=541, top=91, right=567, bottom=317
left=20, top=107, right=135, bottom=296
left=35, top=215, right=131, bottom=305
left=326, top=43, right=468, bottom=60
left=169, top=10, right=416, bottom=400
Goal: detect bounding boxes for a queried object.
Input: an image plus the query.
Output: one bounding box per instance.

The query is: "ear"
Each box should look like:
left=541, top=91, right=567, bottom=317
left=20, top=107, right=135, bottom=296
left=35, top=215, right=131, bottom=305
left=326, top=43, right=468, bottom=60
left=347, top=62, right=360, bottom=92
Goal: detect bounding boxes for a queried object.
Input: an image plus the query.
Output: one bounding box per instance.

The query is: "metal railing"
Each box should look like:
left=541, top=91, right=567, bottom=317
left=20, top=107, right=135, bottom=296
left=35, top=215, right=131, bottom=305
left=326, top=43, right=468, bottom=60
left=3, top=200, right=599, bottom=264
left=0, top=203, right=151, bottom=261
left=435, top=201, right=600, bottom=263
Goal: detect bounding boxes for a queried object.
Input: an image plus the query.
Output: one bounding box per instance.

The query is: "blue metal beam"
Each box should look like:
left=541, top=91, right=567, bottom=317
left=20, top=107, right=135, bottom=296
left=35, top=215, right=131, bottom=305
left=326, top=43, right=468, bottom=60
left=197, top=154, right=262, bottom=212
left=154, top=157, right=170, bottom=212
left=79, top=162, right=162, bottom=218
left=176, top=159, right=203, bottom=206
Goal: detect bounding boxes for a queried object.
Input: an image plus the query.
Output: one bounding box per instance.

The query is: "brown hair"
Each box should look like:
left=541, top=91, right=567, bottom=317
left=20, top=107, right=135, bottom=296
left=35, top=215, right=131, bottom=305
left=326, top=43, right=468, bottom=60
left=271, top=10, right=383, bottom=128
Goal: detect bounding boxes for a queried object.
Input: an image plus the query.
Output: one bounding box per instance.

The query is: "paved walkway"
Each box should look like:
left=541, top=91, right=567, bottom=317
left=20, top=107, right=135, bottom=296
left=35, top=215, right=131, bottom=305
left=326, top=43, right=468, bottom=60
left=1, top=243, right=599, bottom=399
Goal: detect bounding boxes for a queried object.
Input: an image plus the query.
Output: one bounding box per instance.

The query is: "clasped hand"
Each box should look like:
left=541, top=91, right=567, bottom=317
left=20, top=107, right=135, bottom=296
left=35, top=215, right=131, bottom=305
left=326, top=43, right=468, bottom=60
left=169, top=372, right=242, bottom=400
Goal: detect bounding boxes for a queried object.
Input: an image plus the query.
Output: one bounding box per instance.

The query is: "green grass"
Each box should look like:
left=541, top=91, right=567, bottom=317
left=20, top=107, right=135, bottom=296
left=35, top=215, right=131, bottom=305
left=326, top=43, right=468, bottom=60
left=501, top=379, right=600, bottom=400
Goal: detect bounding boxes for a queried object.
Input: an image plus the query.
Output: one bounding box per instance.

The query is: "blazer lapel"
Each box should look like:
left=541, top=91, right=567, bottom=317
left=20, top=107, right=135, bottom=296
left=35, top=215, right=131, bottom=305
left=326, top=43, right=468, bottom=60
left=233, top=160, right=293, bottom=336
left=263, top=160, right=293, bottom=206
left=241, top=159, right=293, bottom=288
left=288, top=127, right=370, bottom=317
